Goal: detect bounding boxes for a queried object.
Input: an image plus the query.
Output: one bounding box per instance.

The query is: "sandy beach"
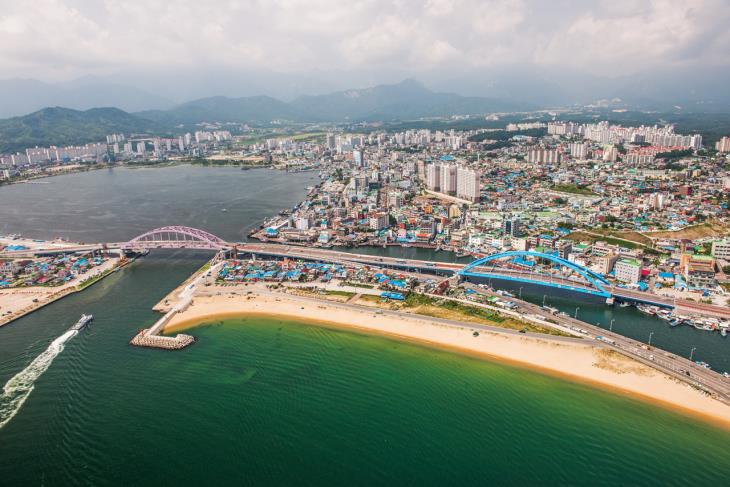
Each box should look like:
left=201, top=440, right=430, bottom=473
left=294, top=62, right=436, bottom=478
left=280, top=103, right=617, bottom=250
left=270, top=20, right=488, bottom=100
left=163, top=284, right=730, bottom=430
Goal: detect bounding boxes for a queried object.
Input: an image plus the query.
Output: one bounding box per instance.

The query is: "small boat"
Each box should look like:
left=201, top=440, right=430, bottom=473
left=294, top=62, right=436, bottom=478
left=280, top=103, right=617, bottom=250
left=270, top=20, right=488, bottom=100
left=721, top=328, right=727, bottom=337
left=221, top=208, right=228, bottom=212
left=656, top=310, right=673, bottom=321
left=619, top=301, right=631, bottom=308
left=668, top=318, right=682, bottom=327
left=637, top=304, right=658, bottom=315
left=70, top=314, right=93, bottom=331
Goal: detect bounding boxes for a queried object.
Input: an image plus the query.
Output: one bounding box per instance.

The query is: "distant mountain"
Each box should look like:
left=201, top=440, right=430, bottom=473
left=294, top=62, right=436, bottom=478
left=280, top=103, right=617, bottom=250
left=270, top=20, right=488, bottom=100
left=0, top=107, right=163, bottom=153
left=0, top=78, right=175, bottom=118
left=289, top=79, right=527, bottom=120
left=138, top=95, right=301, bottom=125
left=137, top=79, right=529, bottom=125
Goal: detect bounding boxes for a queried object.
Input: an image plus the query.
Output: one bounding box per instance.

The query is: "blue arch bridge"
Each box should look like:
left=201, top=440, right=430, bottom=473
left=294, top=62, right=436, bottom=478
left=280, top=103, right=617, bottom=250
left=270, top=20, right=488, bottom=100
left=458, top=250, right=614, bottom=299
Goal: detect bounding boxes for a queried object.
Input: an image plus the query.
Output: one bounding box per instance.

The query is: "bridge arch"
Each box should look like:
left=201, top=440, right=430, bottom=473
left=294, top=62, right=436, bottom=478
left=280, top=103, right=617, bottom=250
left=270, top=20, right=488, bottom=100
left=458, top=250, right=612, bottom=298
left=122, top=226, right=228, bottom=250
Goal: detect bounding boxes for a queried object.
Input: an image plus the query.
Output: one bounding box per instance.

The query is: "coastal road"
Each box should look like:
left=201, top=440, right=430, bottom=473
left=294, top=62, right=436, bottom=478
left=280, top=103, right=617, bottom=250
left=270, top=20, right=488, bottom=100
left=463, top=283, right=730, bottom=403
left=4, top=239, right=730, bottom=319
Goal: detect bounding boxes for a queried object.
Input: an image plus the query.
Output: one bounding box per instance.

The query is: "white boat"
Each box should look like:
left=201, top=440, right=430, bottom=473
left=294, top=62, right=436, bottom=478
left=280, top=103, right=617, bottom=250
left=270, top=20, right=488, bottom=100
left=70, top=314, right=93, bottom=331
left=637, top=304, right=658, bottom=315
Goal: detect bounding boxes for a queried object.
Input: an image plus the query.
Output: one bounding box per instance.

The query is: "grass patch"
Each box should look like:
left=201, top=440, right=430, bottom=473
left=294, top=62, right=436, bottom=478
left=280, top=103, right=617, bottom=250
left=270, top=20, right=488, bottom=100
left=361, top=292, right=569, bottom=336
left=341, top=281, right=375, bottom=289
left=358, top=294, right=383, bottom=303
left=323, top=290, right=356, bottom=298
left=566, top=231, right=641, bottom=249
left=76, top=267, right=116, bottom=291
left=645, top=222, right=730, bottom=240
left=551, top=183, right=597, bottom=196
left=590, top=228, right=653, bottom=246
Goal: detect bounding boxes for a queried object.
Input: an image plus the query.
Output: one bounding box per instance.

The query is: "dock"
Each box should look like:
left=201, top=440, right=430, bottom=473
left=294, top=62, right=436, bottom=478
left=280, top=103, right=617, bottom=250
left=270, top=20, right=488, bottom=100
left=129, top=258, right=225, bottom=350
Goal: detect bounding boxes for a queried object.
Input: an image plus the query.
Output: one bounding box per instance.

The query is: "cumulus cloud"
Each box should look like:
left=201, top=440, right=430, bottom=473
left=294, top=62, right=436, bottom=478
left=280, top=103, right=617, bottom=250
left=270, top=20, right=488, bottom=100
left=0, top=0, right=727, bottom=80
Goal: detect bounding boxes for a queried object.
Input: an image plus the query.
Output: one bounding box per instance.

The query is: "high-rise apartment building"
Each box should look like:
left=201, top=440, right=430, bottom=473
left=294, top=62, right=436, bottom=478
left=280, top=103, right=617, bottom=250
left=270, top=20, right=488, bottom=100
left=716, top=136, right=730, bottom=153
left=426, top=164, right=441, bottom=191
left=440, top=164, right=457, bottom=194
left=456, top=167, right=480, bottom=202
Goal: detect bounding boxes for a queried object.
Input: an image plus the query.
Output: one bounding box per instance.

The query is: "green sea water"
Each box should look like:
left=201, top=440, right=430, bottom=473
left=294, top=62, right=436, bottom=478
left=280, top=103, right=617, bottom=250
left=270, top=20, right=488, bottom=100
left=1, top=167, right=730, bottom=485
left=1, top=258, right=729, bottom=486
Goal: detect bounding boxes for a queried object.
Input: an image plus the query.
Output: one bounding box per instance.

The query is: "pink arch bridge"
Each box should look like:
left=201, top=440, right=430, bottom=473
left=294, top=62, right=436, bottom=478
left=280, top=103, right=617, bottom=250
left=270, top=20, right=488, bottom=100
left=121, top=226, right=229, bottom=251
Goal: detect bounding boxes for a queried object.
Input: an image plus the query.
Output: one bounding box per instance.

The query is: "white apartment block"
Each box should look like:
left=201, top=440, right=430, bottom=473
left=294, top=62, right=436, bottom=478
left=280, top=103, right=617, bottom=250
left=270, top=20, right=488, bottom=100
left=456, top=167, right=480, bottom=202
left=440, top=164, right=457, bottom=194
left=711, top=240, right=730, bottom=260
left=614, top=258, right=641, bottom=284
left=426, top=164, right=441, bottom=191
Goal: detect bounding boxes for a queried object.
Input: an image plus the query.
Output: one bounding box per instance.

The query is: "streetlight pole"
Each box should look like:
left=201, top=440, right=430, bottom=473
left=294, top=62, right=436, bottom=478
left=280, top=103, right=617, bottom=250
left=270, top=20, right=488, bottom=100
left=610, top=319, right=615, bottom=332
left=690, top=347, right=696, bottom=362
left=574, top=307, right=580, bottom=319
left=648, top=331, right=654, bottom=347
left=542, top=294, right=547, bottom=307
left=519, top=286, right=523, bottom=299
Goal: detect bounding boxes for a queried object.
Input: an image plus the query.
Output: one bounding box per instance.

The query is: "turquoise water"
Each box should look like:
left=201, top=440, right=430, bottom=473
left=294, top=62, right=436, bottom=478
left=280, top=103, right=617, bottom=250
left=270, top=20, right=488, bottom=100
left=3, top=310, right=729, bottom=485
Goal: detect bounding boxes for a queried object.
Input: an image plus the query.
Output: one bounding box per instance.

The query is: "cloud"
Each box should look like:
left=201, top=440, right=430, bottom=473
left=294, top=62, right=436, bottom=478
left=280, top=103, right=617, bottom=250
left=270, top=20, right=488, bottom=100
left=0, top=0, right=727, bottom=80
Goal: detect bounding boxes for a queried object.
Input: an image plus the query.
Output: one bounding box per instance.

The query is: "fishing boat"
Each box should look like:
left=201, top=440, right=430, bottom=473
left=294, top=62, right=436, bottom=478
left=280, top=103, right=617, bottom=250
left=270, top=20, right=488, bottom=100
left=636, top=304, right=658, bottom=315
left=656, top=309, right=673, bottom=321
left=693, top=320, right=716, bottom=331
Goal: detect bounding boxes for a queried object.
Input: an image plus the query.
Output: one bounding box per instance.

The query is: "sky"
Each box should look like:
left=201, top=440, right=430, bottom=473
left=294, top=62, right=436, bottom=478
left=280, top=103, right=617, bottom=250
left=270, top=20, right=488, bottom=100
left=1, top=0, right=729, bottom=83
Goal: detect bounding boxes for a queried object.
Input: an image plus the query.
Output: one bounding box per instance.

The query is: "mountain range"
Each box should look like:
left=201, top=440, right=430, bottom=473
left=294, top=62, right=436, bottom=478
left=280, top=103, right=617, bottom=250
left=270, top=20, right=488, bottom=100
left=2, top=71, right=730, bottom=154
left=0, top=107, right=163, bottom=154
left=136, top=79, right=526, bottom=125
left=0, top=77, right=174, bottom=119
left=3, top=64, right=730, bottom=120
left=0, top=80, right=528, bottom=152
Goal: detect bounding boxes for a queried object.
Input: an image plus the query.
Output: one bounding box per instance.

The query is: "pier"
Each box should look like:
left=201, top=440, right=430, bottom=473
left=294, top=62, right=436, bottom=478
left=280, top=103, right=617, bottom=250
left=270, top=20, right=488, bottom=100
left=129, top=258, right=225, bottom=350
left=129, top=329, right=195, bottom=349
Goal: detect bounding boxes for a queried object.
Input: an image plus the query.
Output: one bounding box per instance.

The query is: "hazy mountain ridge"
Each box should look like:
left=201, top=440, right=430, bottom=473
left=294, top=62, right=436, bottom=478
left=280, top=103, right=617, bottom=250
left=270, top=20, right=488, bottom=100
left=138, top=95, right=302, bottom=124
left=0, top=107, right=163, bottom=153
left=2, top=73, right=730, bottom=154
left=138, top=79, right=529, bottom=125
left=0, top=77, right=175, bottom=118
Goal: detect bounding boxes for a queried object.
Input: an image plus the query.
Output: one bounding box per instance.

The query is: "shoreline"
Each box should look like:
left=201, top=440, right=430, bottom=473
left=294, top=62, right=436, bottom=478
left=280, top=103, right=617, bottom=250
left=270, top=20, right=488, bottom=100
left=163, top=287, right=730, bottom=431
left=0, top=257, right=131, bottom=328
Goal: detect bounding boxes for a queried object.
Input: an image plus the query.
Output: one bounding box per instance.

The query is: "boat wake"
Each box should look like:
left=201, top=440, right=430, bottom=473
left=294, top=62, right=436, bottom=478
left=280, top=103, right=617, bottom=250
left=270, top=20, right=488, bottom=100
left=0, top=329, right=78, bottom=429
